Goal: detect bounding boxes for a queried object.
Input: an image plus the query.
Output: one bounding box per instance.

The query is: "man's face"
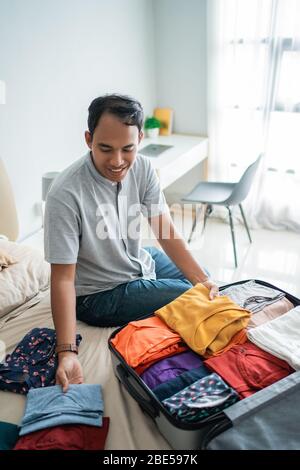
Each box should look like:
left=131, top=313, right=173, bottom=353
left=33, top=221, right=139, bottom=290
left=85, top=112, right=143, bottom=182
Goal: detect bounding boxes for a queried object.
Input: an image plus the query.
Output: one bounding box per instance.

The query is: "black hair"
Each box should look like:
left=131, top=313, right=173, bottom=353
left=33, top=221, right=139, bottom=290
left=87, top=94, right=144, bottom=137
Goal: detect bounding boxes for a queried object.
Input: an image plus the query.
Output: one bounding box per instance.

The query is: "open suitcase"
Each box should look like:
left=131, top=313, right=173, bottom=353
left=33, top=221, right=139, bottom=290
left=108, top=279, right=300, bottom=450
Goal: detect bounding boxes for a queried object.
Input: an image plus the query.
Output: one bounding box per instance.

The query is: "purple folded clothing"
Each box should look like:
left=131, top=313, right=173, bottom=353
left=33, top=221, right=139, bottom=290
left=140, top=350, right=203, bottom=389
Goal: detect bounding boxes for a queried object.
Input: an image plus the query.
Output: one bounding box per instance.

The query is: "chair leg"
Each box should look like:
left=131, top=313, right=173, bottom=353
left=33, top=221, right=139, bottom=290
left=227, top=206, right=238, bottom=268
left=188, top=206, right=202, bottom=243
left=239, top=203, right=252, bottom=243
left=202, top=204, right=212, bottom=235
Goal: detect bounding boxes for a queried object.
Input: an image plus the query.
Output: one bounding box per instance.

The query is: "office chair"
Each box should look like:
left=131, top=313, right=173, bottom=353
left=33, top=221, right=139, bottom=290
left=182, top=155, right=262, bottom=268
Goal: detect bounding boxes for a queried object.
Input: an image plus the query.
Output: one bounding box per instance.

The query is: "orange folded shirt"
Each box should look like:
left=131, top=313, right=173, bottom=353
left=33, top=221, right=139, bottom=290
left=110, top=316, right=187, bottom=373
left=155, top=283, right=251, bottom=358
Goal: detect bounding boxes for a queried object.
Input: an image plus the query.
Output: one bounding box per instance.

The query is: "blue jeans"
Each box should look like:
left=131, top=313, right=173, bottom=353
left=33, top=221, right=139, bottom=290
left=76, top=247, right=193, bottom=327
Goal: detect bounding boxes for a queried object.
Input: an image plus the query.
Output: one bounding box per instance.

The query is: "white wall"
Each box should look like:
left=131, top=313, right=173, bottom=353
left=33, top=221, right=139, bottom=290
left=153, top=0, right=207, bottom=135
left=0, top=0, right=209, bottom=238
left=0, top=0, right=156, bottom=239
left=152, top=0, right=208, bottom=202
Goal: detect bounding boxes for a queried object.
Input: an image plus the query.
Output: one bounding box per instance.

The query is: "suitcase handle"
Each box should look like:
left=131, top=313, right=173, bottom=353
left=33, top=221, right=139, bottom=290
left=116, top=364, right=159, bottom=419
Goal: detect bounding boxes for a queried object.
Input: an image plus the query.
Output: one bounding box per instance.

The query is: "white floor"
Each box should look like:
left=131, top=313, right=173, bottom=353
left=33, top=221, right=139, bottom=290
left=187, top=218, right=300, bottom=298
left=24, top=216, right=300, bottom=298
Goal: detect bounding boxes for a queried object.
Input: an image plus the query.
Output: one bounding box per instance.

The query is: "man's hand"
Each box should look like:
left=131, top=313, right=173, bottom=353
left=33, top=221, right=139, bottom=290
left=56, top=352, right=84, bottom=393
left=201, top=279, right=219, bottom=300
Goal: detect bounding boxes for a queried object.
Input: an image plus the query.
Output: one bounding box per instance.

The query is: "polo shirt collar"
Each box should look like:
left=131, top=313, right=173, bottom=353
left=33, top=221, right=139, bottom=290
left=86, top=151, right=123, bottom=189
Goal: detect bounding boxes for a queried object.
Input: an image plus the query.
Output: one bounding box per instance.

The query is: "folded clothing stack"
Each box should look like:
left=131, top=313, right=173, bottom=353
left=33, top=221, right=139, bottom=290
left=162, top=373, right=239, bottom=423
left=110, top=316, right=187, bottom=375
left=204, top=341, right=294, bottom=398
left=19, top=384, right=103, bottom=436
left=141, top=351, right=204, bottom=390
left=220, top=280, right=285, bottom=313
left=247, top=306, right=300, bottom=370
left=155, top=283, right=250, bottom=358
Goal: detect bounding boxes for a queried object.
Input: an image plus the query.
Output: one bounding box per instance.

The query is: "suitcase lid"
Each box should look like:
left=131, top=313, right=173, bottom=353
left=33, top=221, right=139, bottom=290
left=202, top=370, right=300, bottom=450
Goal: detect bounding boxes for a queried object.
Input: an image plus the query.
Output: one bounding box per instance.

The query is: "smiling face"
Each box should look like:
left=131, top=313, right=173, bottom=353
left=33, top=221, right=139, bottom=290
left=85, top=112, right=143, bottom=182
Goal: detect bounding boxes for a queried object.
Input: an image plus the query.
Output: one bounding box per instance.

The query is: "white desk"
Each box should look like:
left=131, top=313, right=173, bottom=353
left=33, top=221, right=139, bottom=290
left=139, top=134, right=208, bottom=190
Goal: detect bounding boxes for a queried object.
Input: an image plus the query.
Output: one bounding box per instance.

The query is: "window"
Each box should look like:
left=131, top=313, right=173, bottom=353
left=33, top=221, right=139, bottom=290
left=222, top=0, right=300, bottom=173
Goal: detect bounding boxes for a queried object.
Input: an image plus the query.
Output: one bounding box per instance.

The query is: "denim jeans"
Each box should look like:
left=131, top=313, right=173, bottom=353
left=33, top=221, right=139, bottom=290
left=76, top=247, right=194, bottom=327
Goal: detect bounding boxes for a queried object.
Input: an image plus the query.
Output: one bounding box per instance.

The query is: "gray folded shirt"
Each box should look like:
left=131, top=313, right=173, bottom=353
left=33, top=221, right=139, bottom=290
left=220, top=280, right=285, bottom=313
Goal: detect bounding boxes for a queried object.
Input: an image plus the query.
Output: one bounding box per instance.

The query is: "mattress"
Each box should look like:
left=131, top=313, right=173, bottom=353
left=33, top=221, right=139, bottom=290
left=0, top=291, right=171, bottom=450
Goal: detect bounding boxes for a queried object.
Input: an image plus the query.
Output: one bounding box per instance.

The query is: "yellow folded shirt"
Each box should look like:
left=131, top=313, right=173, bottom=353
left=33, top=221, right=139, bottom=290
left=155, top=283, right=251, bottom=357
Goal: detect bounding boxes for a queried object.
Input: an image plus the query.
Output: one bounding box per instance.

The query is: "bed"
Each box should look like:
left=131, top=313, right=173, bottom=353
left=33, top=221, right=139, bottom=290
left=0, top=239, right=171, bottom=450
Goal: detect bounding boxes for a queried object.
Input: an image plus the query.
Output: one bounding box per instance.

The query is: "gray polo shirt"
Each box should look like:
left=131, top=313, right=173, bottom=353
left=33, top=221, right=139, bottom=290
left=44, top=152, right=169, bottom=296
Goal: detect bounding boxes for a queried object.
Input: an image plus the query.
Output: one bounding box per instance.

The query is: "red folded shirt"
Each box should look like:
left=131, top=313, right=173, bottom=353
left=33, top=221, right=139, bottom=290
left=204, top=342, right=293, bottom=398
left=14, top=418, right=110, bottom=450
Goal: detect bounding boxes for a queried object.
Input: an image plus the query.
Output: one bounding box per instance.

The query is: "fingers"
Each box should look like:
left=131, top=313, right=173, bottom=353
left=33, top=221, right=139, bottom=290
left=73, top=374, right=84, bottom=385
left=56, top=369, right=69, bottom=393
left=201, top=279, right=219, bottom=300
left=61, top=376, right=69, bottom=393
left=209, top=286, right=219, bottom=300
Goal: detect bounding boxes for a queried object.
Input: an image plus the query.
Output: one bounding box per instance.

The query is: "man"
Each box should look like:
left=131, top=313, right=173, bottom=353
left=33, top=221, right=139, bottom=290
left=44, top=94, right=219, bottom=392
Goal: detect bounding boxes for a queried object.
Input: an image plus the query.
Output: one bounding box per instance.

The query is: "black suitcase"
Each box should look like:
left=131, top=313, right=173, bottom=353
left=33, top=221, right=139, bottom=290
left=108, top=279, right=300, bottom=450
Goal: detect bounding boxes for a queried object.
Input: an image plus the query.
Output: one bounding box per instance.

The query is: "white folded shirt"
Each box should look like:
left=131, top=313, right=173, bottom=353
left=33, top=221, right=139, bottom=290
left=247, top=305, right=300, bottom=370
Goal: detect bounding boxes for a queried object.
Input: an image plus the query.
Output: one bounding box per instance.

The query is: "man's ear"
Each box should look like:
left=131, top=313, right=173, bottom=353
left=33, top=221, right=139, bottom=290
left=85, top=131, right=92, bottom=149
left=138, top=130, right=144, bottom=144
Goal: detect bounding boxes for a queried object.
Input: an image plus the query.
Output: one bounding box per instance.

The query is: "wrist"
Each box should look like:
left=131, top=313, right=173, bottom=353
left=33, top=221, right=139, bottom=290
left=202, top=279, right=218, bottom=288
left=201, top=277, right=212, bottom=284
left=55, top=343, right=78, bottom=355
left=57, top=351, right=78, bottom=361
left=190, top=275, right=210, bottom=285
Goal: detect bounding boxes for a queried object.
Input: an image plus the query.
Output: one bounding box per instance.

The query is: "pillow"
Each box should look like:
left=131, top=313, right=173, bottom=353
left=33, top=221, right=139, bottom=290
left=0, top=248, right=17, bottom=271
left=0, top=240, right=50, bottom=319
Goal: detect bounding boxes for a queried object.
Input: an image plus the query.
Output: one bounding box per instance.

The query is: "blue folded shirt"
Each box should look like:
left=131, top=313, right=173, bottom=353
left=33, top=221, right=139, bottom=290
left=19, top=384, right=103, bottom=436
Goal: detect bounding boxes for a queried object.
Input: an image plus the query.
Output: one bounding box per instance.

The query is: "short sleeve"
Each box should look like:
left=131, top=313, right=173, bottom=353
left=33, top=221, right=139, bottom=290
left=141, top=161, right=170, bottom=218
left=44, top=194, right=81, bottom=264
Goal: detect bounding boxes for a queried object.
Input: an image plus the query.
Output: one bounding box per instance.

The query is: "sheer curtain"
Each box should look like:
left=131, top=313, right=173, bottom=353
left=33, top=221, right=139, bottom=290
left=207, top=0, right=300, bottom=231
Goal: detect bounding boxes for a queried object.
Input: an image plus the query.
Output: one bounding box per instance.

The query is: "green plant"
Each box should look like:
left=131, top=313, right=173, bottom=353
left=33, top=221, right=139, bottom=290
left=144, top=116, right=162, bottom=129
